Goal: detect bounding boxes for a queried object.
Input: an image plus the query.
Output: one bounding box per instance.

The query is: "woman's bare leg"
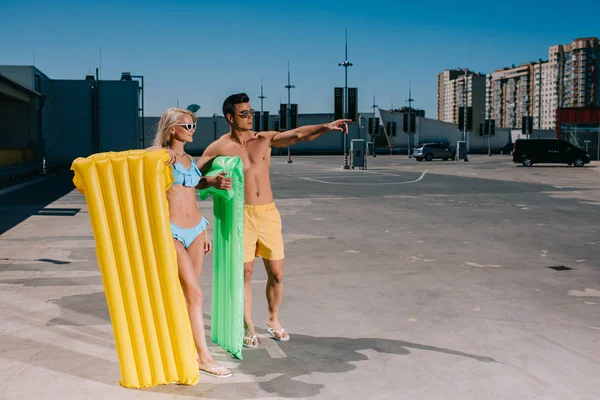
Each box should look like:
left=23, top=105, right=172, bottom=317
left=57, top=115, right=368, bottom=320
left=174, top=237, right=230, bottom=376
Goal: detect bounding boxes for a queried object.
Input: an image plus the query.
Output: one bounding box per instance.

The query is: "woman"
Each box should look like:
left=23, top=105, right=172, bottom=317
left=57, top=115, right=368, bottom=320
left=149, top=107, right=233, bottom=378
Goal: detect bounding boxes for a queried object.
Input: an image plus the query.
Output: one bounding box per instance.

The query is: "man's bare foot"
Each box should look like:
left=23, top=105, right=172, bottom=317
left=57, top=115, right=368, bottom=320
left=244, top=324, right=258, bottom=347
left=198, top=357, right=232, bottom=378
left=267, top=320, right=290, bottom=341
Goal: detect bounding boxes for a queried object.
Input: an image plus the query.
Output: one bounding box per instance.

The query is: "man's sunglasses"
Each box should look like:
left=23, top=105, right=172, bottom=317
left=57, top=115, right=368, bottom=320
left=174, top=123, right=196, bottom=131
left=237, top=109, right=255, bottom=118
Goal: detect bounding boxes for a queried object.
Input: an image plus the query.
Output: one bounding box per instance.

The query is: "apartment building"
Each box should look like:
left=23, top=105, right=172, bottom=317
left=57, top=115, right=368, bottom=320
left=442, top=37, right=600, bottom=131
left=532, top=60, right=556, bottom=129
left=554, top=37, right=600, bottom=109
left=437, top=69, right=486, bottom=129
left=437, top=69, right=464, bottom=122
left=485, top=63, right=536, bottom=129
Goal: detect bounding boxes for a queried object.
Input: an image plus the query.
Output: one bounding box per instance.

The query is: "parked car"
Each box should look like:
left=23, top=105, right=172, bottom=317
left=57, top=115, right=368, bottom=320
left=512, top=138, right=591, bottom=167
left=413, top=143, right=455, bottom=161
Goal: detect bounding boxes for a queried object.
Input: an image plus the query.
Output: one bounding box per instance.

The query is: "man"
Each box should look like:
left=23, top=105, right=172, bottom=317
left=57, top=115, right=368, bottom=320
left=197, top=93, right=350, bottom=347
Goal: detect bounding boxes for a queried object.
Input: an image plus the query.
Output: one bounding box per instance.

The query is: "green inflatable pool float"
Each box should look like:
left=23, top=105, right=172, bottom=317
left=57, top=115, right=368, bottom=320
left=199, top=156, right=244, bottom=360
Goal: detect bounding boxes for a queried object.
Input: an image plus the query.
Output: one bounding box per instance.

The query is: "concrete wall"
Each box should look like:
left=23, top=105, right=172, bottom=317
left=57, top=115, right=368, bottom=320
left=0, top=67, right=146, bottom=168
left=378, top=110, right=462, bottom=150
left=143, top=113, right=361, bottom=155
left=97, top=80, right=140, bottom=152
left=377, top=110, right=411, bottom=147
left=509, top=129, right=556, bottom=143
left=138, top=109, right=517, bottom=156
left=418, top=115, right=512, bottom=152
left=467, top=126, right=512, bottom=152
left=0, top=67, right=51, bottom=168
left=36, top=70, right=52, bottom=165
left=42, top=79, right=141, bottom=165
left=143, top=117, right=160, bottom=148
left=282, top=113, right=361, bottom=154
left=377, top=109, right=514, bottom=153
left=0, top=95, right=36, bottom=149
left=46, top=80, right=94, bottom=164
left=418, top=117, right=460, bottom=146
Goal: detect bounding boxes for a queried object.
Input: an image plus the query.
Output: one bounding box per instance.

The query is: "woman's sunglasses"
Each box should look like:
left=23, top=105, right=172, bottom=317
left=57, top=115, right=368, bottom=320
left=174, top=123, right=196, bottom=131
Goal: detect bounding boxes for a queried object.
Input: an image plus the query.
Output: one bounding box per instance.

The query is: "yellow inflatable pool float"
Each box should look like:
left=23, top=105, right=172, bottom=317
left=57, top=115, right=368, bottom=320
left=71, top=150, right=199, bottom=389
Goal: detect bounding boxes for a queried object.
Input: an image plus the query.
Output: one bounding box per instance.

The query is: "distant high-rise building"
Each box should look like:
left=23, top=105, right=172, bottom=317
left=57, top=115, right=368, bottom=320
left=437, top=69, right=486, bottom=129
left=483, top=37, right=600, bottom=130
left=553, top=37, right=600, bottom=110
left=440, top=37, right=600, bottom=131
left=437, top=69, right=465, bottom=122
left=485, top=63, right=536, bottom=129
left=531, top=59, right=554, bottom=129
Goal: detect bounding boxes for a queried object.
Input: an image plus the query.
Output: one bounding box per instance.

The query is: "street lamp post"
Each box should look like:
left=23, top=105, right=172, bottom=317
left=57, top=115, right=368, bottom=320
left=258, top=76, right=266, bottom=131
left=487, top=106, right=493, bottom=156
left=481, top=111, right=486, bottom=155
left=406, top=84, right=414, bottom=158
left=371, top=93, right=377, bottom=158
left=338, top=29, right=353, bottom=169
left=525, top=95, right=530, bottom=139
left=212, top=113, right=217, bottom=141
left=458, top=71, right=472, bottom=162
left=285, top=61, right=295, bottom=164
left=462, top=71, right=471, bottom=145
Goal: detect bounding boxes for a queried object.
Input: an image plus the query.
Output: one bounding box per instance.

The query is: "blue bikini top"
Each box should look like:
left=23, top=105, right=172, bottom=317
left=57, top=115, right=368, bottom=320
left=170, top=152, right=202, bottom=187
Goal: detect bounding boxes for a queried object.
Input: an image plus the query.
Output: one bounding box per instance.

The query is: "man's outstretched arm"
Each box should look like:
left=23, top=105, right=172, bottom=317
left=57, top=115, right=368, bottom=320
left=269, top=119, right=351, bottom=148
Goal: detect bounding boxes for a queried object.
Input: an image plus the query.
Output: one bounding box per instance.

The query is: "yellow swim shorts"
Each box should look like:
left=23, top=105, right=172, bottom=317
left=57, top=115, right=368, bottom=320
left=244, top=202, right=285, bottom=263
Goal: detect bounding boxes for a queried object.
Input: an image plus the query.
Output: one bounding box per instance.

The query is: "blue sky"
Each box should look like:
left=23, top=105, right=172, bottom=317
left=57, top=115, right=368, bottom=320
left=1, top=0, right=599, bottom=118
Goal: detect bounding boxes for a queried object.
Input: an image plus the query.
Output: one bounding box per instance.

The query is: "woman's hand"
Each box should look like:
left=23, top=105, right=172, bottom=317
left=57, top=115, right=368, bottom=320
left=204, top=239, right=212, bottom=255
left=166, top=149, right=178, bottom=166
left=146, top=146, right=178, bottom=165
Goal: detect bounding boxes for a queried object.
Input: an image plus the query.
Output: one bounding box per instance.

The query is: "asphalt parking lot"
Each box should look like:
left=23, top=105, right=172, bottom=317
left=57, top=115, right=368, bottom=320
left=1, top=154, right=599, bottom=399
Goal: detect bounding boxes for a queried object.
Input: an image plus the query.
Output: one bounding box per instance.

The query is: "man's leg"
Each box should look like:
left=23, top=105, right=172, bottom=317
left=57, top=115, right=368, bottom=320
left=264, top=258, right=289, bottom=340
left=243, top=206, right=259, bottom=347
left=243, top=259, right=258, bottom=346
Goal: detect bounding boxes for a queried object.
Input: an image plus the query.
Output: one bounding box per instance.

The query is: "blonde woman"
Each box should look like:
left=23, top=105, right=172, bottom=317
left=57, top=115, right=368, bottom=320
left=149, top=107, right=233, bottom=377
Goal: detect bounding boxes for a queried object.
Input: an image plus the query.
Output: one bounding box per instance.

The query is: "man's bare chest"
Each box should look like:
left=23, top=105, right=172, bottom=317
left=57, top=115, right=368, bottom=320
left=231, top=140, right=269, bottom=169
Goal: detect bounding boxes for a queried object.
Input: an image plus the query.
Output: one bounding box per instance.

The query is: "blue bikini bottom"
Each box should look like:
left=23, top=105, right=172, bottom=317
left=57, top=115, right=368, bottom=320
left=170, top=217, right=209, bottom=249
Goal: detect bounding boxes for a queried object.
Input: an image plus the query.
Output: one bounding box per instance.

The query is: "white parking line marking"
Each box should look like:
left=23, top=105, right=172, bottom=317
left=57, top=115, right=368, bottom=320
left=257, top=333, right=287, bottom=358
left=298, top=170, right=427, bottom=185
left=208, top=333, right=287, bottom=359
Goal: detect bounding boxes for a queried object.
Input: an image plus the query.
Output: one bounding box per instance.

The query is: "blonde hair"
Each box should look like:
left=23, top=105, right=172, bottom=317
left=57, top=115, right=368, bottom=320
left=152, top=107, right=197, bottom=147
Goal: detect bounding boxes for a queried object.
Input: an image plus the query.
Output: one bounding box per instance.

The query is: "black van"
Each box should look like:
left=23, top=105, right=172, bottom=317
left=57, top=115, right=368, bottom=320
left=513, top=138, right=591, bottom=167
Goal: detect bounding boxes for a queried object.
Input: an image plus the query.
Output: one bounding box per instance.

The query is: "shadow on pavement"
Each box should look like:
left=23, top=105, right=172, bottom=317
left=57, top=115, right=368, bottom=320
left=0, top=334, right=120, bottom=387
left=0, top=168, right=77, bottom=235
left=148, top=332, right=498, bottom=399
left=235, top=333, right=497, bottom=399
left=2, top=281, right=498, bottom=398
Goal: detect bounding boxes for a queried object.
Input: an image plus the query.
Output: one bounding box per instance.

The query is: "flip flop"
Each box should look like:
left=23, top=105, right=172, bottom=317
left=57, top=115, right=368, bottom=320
left=199, top=366, right=232, bottom=378
left=243, top=334, right=259, bottom=348
left=267, top=327, right=290, bottom=342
